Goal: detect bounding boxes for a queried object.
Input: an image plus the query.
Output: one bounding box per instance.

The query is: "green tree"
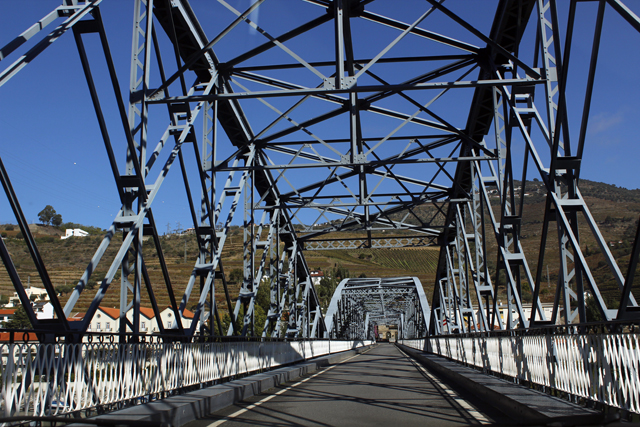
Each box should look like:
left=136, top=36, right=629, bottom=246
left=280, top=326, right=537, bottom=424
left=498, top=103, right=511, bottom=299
left=221, top=313, right=231, bottom=335
left=253, top=304, right=267, bottom=336
left=255, top=279, right=270, bottom=314
left=38, top=205, right=58, bottom=226
left=52, top=213, right=63, bottom=227
left=228, top=268, right=243, bottom=284
left=317, top=277, right=337, bottom=310
left=0, top=295, right=8, bottom=305
left=55, top=284, right=74, bottom=295
left=585, top=296, right=604, bottom=322
left=4, top=305, right=32, bottom=329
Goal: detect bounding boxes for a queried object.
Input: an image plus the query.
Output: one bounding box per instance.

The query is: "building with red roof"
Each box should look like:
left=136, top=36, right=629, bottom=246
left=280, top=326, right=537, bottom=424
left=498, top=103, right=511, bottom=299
left=86, top=306, right=120, bottom=333
left=159, top=306, right=205, bottom=332
left=0, top=309, right=15, bottom=325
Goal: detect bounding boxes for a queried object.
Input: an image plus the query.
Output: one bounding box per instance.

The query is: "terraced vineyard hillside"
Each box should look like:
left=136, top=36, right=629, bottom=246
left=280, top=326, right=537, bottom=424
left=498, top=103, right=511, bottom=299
left=1, top=178, right=639, bottom=315
left=0, top=227, right=440, bottom=315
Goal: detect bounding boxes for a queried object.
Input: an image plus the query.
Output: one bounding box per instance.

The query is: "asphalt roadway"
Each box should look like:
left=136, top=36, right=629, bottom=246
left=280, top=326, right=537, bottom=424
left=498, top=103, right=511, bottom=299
left=183, top=343, right=511, bottom=427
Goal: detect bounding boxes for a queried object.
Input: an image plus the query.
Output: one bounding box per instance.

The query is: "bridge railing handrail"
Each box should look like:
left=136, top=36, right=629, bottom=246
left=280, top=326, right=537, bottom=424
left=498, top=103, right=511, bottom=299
left=0, top=328, right=362, bottom=344
left=422, top=319, right=640, bottom=340
left=0, top=337, right=373, bottom=422
left=400, top=330, right=640, bottom=415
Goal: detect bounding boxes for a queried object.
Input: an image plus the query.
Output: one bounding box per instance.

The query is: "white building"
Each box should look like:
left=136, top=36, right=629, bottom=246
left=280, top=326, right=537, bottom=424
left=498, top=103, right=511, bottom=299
left=6, top=286, right=49, bottom=307
left=65, top=306, right=208, bottom=337
left=126, top=307, right=158, bottom=333
left=86, top=306, right=119, bottom=333
left=61, top=228, right=89, bottom=239
left=158, top=306, right=209, bottom=332
left=34, top=301, right=54, bottom=319
left=310, top=271, right=324, bottom=286
left=476, top=302, right=556, bottom=328
left=159, top=306, right=196, bottom=330
left=0, top=309, right=15, bottom=325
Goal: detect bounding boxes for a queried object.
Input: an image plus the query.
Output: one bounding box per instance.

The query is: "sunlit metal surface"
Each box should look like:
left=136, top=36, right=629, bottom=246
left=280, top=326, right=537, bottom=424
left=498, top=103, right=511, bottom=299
left=401, top=330, right=640, bottom=414
left=0, top=338, right=370, bottom=419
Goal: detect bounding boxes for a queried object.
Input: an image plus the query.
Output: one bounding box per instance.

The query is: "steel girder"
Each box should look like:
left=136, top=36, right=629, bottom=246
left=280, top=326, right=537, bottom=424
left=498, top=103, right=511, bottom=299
left=325, top=277, right=430, bottom=340
left=431, top=0, right=640, bottom=334
left=1, top=0, right=640, bottom=341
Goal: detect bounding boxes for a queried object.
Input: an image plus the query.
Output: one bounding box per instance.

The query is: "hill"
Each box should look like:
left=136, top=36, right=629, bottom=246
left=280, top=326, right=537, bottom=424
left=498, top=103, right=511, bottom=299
left=0, top=225, right=439, bottom=315
left=0, top=178, right=638, bottom=318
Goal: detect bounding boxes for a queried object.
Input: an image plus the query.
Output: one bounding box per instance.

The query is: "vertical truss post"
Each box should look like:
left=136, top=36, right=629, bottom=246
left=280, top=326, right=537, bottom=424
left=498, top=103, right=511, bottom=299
left=201, top=100, right=216, bottom=334
left=454, top=204, right=475, bottom=332
left=264, top=210, right=282, bottom=337
left=286, top=242, right=298, bottom=337
left=470, top=159, right=492, bottom=331
left=240, top=161, right=254, bottom=334
left=492, top=82, right=528, bottom=329
left=120, top=0, right=155, bottom=337
left=536, top=0, right=583, bottom=325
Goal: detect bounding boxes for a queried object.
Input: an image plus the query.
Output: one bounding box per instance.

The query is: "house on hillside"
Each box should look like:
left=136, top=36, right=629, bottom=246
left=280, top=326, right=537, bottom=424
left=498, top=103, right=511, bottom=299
left=61, top=229, right=89, bottom=239
left=11, top=286, right=48, bottom=303
left=0, top=309, right=15, bottom=325
left=310, top=270, right=324, bottom=286
left=87, top=307, right=119, bottom=333
left=159, top=306, right=195, bottom=330
left=67, top=312, right=85, bottom=322
left=0, top=332, right=38, bottom=341
left=475, top=302, right=556, bottom=329
left=126, top=307, right=158, bottom=333
left=159, top=306, right=207, bottom=332
left=59, top=306, right=208, bottom=336
left=34, top=301, right=54, bottom=319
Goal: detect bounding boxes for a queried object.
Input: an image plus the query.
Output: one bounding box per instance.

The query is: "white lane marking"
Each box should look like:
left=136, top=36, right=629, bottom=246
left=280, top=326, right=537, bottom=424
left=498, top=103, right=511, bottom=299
left=398, top=348, right=493, bottom=425
left=206, top=349, right=368, bottom=427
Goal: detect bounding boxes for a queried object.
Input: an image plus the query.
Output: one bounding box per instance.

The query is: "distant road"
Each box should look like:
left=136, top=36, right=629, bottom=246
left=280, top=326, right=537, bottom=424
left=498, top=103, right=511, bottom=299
left=185, top=343, right=508, bottom=426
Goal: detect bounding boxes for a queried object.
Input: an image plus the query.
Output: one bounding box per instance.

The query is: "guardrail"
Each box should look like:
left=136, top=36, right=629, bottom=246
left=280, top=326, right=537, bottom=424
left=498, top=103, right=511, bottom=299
left=400, top=331, right=640, bottom=415
left=0, top=337, right=372, bottom=421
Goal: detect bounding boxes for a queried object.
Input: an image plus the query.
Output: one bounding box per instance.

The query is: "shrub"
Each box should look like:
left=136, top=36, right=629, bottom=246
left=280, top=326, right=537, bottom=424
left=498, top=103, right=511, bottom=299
left=5, top=224, right=14, bottom=231
left=1, top=232, right=6, bottom=238
left=55, top=284, right=74, bottom=295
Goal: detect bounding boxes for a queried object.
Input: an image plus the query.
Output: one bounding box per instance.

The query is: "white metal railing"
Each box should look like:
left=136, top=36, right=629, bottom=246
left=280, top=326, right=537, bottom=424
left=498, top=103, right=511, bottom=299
left=400, top=333, right=640, bottom=414
left=0, top=339, right=371, bottom=420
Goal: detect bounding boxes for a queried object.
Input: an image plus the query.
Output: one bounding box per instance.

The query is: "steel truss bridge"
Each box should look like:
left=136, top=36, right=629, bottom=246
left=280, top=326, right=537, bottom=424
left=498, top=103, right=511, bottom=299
left=325, top=277, right=430, bottom=340
left=1, top=0, right=640, bottom=420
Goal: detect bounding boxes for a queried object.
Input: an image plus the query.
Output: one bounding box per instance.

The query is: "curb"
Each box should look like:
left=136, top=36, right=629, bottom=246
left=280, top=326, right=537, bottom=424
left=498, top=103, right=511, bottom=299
left=396, top=343, right=602, bottom=425
left=76, top=345, right=372, bottom=427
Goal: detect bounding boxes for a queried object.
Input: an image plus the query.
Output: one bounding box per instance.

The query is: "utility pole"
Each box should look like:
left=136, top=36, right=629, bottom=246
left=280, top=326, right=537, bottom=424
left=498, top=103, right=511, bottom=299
left=547, top=265, right=549, bottom=288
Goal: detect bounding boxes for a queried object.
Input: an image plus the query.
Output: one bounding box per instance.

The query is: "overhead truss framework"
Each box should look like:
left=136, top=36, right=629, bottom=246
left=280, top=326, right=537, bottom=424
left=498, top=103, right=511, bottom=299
left=325, top=277, right=431, bottom=340
left=1, top=0, right=639, bottom=340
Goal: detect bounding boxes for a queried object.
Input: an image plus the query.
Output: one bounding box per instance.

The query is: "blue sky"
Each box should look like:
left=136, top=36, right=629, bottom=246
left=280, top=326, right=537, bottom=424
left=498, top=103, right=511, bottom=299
left=0, top=1, right=639, bottom=232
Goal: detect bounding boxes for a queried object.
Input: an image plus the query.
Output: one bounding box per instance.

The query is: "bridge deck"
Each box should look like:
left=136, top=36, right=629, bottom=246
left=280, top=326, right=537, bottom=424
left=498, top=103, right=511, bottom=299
left=81, top=343, right=602, bottom=426
left=185, top=343, right=502, bottom=426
